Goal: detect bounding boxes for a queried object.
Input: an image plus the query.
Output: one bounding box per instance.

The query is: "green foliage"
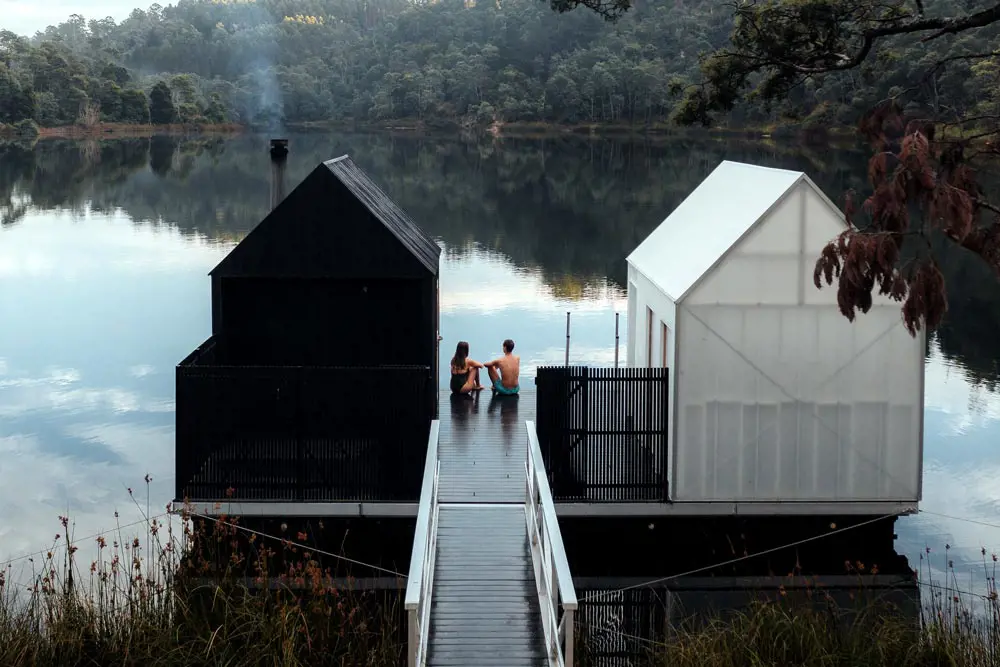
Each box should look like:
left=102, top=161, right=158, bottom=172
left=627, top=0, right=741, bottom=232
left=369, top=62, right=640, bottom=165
left=3, top=0, right=997, bottom=131
left=148, top=80, right=176, bottom=124
left=0, top=66, right=36, bottom=124
left=12, top=119, right=39, bottom=137
left=0, top=0, right=980, bottom=131
left=662, top=0, right=1000, bottom=128
left=120, top=88, right=151, bottom=123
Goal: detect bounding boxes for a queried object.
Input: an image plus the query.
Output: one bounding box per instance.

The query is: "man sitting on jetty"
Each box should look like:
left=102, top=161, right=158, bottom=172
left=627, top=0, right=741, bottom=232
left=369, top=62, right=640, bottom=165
left=485, top=339, right=520, bottom=395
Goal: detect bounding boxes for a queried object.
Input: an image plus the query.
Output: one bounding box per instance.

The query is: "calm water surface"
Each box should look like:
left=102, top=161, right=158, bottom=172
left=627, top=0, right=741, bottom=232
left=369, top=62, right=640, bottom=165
left=1, top=133, right=998, bottom=594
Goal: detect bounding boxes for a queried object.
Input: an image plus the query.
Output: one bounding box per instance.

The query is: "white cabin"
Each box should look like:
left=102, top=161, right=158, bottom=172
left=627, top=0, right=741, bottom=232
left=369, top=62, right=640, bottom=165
left=625, top=160, right=924, bottom=510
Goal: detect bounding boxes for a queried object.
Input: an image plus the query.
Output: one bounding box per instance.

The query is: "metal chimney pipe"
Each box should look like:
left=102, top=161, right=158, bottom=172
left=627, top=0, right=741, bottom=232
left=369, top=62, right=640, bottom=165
left=269, top=138, right=288, bottom=211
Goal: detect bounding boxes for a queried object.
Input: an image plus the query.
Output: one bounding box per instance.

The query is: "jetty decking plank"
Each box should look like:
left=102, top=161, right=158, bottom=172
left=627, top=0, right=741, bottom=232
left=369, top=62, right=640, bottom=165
left=427, top=390, right=547, bottom=666
left=426, top=506, right=546, bottom=667
left=438, top=392, right=534, bottom=504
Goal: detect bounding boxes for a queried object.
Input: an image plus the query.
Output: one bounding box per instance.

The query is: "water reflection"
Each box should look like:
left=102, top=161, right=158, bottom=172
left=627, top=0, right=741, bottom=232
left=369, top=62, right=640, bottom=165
left=487, top=393, right=520, bottom=445
left=896, top=341, right=1000, bottom=590
left=0, top=133, right=998, bottom=601
left=440, top=244, right=625, bottom=386
left=0, top=208, right=232, bottom=577
left=447, top=392, right=480, bottom=440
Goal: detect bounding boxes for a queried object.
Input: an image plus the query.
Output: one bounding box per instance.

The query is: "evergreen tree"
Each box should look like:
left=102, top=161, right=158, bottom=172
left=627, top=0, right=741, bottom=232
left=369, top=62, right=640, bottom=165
left=120, top=89, right=151, bottom=124
left=0, top=65, right=35, bottom=123
left=148, top=80, right=175, bottom=124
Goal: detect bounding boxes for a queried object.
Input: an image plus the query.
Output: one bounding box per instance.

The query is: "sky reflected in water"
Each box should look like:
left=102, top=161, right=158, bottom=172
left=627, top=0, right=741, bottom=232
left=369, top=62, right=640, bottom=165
left=0, top=208, right=227, bottom=576
left=0, top=208, right=631, bottom=580
left=439, top=245, right=626, bottom=378
left=0, top=153, right=998, bottom=601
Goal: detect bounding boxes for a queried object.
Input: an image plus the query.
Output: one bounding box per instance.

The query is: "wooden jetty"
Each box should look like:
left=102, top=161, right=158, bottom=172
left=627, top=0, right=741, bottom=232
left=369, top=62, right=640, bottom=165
left=405, top=393, right=577, bottom=666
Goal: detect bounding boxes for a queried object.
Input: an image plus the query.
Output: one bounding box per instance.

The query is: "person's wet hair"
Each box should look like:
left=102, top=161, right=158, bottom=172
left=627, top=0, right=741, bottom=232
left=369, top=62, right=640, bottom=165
left=503, top=339, right=515, bottom=353
left=452, top=341, right=470, bottom=368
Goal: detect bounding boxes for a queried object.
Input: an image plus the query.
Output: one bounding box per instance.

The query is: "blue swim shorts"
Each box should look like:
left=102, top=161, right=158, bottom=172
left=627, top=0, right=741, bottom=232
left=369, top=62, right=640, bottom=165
left=492, top=379, right=520, bottom=395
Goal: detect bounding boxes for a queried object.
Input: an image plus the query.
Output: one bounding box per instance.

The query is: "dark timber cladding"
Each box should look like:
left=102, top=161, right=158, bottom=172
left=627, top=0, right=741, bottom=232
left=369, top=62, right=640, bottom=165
left=175, top=152, right=441, bottom=504
left=207, top=155, right=441, bottom=392
left=535, top=366, right=670, bottom=502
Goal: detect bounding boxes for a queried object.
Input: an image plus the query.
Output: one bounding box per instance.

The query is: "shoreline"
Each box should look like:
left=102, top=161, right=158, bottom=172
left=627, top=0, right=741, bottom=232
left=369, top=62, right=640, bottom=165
left=0, top=122, right=245, bottom=140
left=290, top=118, right=860, bottom=143
left=0, top=119, right=859, bottom=144
left=2, top=118, right=988, bottom=147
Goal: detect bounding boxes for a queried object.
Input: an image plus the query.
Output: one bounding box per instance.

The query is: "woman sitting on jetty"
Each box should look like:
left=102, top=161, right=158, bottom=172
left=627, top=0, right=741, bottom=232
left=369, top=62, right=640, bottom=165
left=450, top=341, right=487, bottom=394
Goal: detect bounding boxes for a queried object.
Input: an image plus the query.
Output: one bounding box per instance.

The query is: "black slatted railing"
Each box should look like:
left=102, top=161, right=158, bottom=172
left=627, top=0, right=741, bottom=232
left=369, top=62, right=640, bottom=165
left=535, top=366, right=669, bottom=502
left=175, top=340, right=433, bottom=502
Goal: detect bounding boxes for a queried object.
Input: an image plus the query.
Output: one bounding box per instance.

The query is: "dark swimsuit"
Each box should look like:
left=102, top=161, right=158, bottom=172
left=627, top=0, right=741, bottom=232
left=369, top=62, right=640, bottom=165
left=450, top=366, right=469, bottom=393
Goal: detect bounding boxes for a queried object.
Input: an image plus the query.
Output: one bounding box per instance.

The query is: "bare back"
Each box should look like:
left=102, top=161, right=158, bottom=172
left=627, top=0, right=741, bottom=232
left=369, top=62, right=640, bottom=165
left=495, top=353, right=520, bottom=389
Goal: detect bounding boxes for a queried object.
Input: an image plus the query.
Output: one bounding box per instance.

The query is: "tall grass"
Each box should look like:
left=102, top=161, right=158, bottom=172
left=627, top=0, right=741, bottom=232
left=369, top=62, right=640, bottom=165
left=0, top=487, right=403, bottom=667
left=576, top=549, right=1000, bottom=667
left=6, top=486, right=999, bottom=667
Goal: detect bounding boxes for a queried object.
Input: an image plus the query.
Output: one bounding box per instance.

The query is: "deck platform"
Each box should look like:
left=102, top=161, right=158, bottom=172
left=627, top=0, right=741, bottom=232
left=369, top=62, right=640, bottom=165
left=439, top=392, right=530, bottom=503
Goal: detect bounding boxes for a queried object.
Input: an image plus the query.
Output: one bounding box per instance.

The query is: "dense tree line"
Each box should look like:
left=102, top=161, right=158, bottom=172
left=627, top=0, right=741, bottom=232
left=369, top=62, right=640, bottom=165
left=1, top=0, right=998, bottom=130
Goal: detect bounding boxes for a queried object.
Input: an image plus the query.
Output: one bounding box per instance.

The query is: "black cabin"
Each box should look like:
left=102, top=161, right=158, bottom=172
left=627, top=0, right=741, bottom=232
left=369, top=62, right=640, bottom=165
left=174, top=154, right=441, bottom=504
left=208, top=155, right=441, bottom=377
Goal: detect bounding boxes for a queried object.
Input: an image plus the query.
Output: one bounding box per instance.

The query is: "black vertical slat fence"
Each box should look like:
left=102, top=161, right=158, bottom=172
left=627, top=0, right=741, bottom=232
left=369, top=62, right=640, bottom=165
left=575, top=576, right=920, bottom=663
left=176, top=353, right=432, bottom=502
left=575, top=587, right=671, bottom=665
left=535, top=366, right=670, bottom=502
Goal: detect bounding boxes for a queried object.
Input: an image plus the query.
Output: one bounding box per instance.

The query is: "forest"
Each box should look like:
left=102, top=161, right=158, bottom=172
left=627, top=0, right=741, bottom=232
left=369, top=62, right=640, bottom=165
left=0, top=0, right=998, bottom=131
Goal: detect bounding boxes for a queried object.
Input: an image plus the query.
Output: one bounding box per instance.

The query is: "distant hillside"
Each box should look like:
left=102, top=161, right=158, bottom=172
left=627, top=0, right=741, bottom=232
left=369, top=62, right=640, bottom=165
left=0, top=0, right=996, bottom=131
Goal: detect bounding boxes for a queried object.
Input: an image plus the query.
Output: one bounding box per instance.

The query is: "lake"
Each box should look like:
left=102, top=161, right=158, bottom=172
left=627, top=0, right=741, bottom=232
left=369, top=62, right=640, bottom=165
left=1, top=132, right=998, bottom=597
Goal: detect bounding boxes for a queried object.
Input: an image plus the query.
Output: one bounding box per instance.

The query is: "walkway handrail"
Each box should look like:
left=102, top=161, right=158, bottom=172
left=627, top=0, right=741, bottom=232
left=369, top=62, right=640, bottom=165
left=404, top=420, right=441, bottom=667
left=525, top=420, right=578, bottom=667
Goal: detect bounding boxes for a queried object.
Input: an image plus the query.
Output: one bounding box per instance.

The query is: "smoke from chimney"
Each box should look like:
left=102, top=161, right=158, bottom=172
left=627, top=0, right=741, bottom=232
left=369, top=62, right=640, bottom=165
left=269, top=138, right=288, bottom=211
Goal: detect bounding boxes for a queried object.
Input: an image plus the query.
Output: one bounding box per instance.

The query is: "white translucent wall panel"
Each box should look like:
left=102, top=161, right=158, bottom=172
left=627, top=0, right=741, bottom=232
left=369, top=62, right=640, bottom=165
left=674, top=305, right=922, bottom=502
left=626, top=263, right=678, bottom=487
left=675, top=182, right=923, bottom=503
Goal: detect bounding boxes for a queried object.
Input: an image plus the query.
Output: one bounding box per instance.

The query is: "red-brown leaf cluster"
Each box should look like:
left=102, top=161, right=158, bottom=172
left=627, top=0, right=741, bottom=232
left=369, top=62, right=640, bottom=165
left=901, top=261, right=947, bottom=336
left=816, top=103, right=998, bottom=335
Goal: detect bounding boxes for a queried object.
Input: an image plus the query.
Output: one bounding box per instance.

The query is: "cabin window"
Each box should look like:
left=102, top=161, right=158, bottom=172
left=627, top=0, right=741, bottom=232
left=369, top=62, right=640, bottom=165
left=627, top=282, right=637, bottom=357
left=646, top=306, right=654, bottom=367
left=661, top=322, right=670, bottom=368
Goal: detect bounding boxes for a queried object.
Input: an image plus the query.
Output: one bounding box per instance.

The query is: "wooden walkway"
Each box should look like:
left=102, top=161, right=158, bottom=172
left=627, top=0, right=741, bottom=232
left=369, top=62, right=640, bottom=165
left=427, top=391, right=547, bottom=666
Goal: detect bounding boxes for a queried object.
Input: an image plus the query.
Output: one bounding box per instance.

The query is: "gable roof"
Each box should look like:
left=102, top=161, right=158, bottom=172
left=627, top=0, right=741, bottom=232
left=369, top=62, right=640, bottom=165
left=210, top=154, right=441, bottom=278
left=626, top=160, right=819, bottom=302
left=323, top=155, right=441, bottom=274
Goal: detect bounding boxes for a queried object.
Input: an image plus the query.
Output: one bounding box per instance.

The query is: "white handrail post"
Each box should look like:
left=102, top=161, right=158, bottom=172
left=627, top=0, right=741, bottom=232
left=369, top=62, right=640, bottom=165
left=564, top=609, right=575, bottom=665
left=407, top=611, right=417, bottom=667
